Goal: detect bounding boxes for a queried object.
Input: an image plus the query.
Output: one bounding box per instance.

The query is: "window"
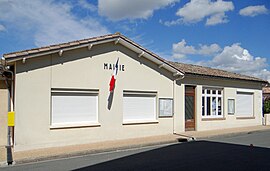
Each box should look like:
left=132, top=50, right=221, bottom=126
left=228, top=99, right=235, bottom=115
left=236, top=92, right=253, bottom=117
left=202, top=88, right=223, bottom=118
left=51, top=89, right=98, bottom=127
left=123, top=92, right=157, bottom=124
left=159, top=98, right=173, bottom=117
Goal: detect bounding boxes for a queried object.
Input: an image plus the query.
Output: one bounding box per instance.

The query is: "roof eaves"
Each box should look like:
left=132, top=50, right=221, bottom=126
left=4, top=33, right=120, bottom=63
left=118, top=35, right=185, bottom=75
left=3, top=33, right=120, bottom=60
left=3, top=33, right=185, bottom=77
left=185, top=72, right=268, bottom=84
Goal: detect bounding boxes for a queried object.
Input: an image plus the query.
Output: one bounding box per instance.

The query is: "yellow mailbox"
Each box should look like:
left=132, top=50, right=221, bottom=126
left=8, top=111, right=15, bottom=126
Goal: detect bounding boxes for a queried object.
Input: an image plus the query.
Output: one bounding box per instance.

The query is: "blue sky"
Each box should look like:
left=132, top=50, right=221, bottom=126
left=0, top=0, right=269, bottom=81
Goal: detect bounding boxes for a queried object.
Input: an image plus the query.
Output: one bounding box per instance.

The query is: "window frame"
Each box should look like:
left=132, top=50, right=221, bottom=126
left=50, top=89, right=100, bottom=129
left=159, top=98, right=173, bottom=118
left=202, top=87, right=223, bottom=118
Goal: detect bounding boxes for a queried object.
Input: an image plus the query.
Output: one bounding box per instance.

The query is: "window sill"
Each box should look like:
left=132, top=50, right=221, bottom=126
left=202, top=117, right=225, bottom=121
left=50, top=123, right=101, bottom=129
left=159, top=116, right=173, bottom=118
left=236, top=116, right=255, bottom=119
left=123, top=120, right=159, bottom=125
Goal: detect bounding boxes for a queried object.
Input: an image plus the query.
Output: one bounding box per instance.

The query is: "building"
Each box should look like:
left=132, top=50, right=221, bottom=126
left=0, top=33, right=267, bottom=152
left=263, top=86, right=270, bottom=100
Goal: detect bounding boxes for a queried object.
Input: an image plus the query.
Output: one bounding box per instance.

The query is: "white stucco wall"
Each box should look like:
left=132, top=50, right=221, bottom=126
left=14, top=43, right=177, bottom=151
left=0, top=81, right=8, bottom=162
left=0, top=81, right=8, bottom=146
left=181, top=76, right=263, bottom=131
left=13, top=42, right=264, bottom=151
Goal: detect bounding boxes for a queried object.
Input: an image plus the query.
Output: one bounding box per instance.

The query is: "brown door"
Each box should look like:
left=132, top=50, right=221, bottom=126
left=185, top=86, right=195, bottom=131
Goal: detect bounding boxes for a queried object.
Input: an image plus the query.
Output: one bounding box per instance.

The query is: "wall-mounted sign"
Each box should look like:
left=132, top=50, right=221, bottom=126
left=159, top=98, right=173, bottom=117
left=104, top=62, right=125, bottom=71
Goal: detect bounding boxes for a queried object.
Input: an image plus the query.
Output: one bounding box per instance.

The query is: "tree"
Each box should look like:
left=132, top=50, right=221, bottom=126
left=263, top=97, right=270, bottom=114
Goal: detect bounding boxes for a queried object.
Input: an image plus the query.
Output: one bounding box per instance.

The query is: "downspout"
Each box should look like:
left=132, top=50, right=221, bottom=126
left=5, top=70, right=14, bottom=165
left=173, top=74, right=185, bottom=134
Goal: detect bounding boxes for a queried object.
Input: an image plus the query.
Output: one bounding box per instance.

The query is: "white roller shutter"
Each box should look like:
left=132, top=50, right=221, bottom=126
left=52, top=92, right=98, bottom=126
left=123, top=94, right=156, bottom=123
left=236, top=92, right=253, bottom=117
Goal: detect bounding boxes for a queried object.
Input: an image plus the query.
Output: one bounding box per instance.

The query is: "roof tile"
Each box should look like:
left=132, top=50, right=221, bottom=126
left=69, top=41, right=80, bottom=46
left=168, top=61, right=266, bottom=83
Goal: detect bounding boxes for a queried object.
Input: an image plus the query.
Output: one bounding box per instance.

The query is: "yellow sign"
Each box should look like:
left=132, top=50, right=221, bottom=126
left=8, top=111, right=15, bottom=126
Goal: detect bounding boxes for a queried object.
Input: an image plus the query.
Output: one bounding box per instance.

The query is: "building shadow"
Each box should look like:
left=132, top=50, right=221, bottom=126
left=107, top=91, right=114, bottom=110
left=74, top=140, right=270, bottom=171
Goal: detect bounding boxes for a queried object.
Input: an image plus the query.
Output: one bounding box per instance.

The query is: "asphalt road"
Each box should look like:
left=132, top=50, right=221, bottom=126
left=1, top=130, right=270, bottom=171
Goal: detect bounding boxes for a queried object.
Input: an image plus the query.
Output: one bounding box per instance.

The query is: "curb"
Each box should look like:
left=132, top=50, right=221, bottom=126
left=4, top=127, right=270, bottom=166
left=13, top=139, right=180, bottom=165
left=195, top=127, right=270, bottom=139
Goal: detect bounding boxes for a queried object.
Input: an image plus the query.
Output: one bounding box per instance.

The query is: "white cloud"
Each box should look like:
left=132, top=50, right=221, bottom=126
left=165, top=0, right=234, bottom=26
left=239, top=5, right=268, bottom=17
left=0, top=24, right=5, bottom=31
left=209, top=43, right=270, bottom=81
left=78, top=0, right=97, bottom=12
left=161, top=19, right=182, bottom=26
left=211, top=43, right=267, bottom=74
left=206, top=12, right=228, bottom=25
left=172, top=39, right=221, bottom=58
left=173, top=41, right=270, bottom=81
left=98, top=0, right=179, bottom=21
left=0, top=0, right=108, bottom=47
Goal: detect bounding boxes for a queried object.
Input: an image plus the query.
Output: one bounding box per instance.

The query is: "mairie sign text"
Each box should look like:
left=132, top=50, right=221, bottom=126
left=104, top=63, right=125, bottom=71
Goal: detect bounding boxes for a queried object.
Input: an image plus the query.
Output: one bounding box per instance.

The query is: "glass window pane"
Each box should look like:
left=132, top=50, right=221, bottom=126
left=207, top=90, right=210, bottom=94
left=202, top=89, right=205, bottom=94
left=202, top=97, right=205, bottom=116
left=218, top=97, right=222, bottom=115
left=212, top=97, right=216, bottom=115
left=207, top=97, right=210, bottom=115
left=212, top=90, right=216, bottom=94
left=218, top=90, right=221, bottom=95
left=228, top=99, right=234, bottom=114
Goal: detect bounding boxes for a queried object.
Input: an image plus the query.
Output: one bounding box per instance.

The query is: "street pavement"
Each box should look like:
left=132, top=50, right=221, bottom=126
left=207, top=129, right=270, bottom=148
left=1, top=130, right=270, bottom=171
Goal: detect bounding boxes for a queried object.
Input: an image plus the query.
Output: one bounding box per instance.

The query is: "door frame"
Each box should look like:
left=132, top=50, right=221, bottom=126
left=184, top=85, right=196, bottom=131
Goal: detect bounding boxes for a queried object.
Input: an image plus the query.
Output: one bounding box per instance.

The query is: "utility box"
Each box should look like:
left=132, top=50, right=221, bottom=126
left=7, top=112, right=15, bottom=127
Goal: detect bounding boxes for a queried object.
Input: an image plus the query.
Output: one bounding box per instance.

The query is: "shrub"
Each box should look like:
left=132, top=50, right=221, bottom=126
left=263, top=97, right=270, bottom=114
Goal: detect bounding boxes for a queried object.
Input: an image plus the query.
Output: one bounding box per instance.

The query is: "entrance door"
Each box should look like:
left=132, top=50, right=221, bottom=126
left=185, top=86, right=195, bottom=131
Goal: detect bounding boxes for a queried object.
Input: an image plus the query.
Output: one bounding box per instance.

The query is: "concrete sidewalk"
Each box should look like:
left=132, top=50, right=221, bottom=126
left=178, top=125, right=270, bottom=139
left=1, top=125, right=270, bottom=166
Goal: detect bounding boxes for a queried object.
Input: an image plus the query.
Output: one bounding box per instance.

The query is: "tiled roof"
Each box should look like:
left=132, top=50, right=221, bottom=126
left=168, top=61, right=267, bottom=83
left=4, top=33, right=120, bottom=59
left=3, top=33, right=268, bottom=83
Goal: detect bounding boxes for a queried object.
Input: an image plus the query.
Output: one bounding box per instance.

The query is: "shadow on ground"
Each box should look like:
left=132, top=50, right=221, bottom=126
left=74, top=141, right=270, bottom=171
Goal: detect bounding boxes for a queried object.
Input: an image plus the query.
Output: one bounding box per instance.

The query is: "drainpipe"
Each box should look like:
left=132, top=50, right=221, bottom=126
left=0, top=57, right=14, bottom=165
left=5, top=70, right=14, bottom=165
left=173, top=75, right=185, bottom=134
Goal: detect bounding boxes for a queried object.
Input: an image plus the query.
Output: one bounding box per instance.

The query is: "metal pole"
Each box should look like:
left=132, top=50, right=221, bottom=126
left=4, top=70, right=14, bottom=165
